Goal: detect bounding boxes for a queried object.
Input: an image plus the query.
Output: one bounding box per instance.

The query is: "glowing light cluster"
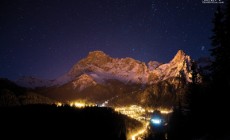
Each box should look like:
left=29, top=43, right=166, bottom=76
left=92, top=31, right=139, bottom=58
left=115, top=105, right=152, bottom=140
left=115, top=105, right=146, bottom=121
left=131, top=122, right=149, bottom=140
left=69, top=101, right=97, bottom=108
left=146, top=108, right=173, bottom=114
left=100, top=100, right=109, bottom=107
left=160, top=109, right=173, bottom=114
left=55, top=102, right=62, bottom=107
left=74, top=102, right=85, bottom=108
left=151, top=118, right=162, bottom=124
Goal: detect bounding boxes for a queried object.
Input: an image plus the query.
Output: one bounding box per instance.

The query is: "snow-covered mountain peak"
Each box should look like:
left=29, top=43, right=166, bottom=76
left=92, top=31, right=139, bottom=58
left=88, top=50, right=109, bottom=57
left=85, top=51, right=112, bottom=63
left=76, top=51, right=113, bottom=68
left=171, top=50, right=187, bottom=64
left=147, top=50, right=192, bottom=83
left=67, top=50, right=149, bottom=84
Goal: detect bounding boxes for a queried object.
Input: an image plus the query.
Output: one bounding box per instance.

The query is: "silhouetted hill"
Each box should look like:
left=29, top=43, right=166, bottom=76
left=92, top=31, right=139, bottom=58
left=0, top=78, right=54, bottom=106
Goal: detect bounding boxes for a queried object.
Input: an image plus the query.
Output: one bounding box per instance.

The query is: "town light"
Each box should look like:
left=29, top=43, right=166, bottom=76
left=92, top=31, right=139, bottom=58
left=151, top=118, right=162, bottom=125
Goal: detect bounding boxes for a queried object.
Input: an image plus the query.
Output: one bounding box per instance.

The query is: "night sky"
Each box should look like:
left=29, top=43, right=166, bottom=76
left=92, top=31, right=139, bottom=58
left=0, top=0, right=222, bottom=80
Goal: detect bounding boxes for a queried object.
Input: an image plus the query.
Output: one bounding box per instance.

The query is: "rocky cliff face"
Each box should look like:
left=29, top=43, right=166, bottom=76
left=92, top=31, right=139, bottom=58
left=67, top=51, right=149, bottom=84
left=148, top=50, right=192, bottom=84
left=65, top=50, right=192, bottom=86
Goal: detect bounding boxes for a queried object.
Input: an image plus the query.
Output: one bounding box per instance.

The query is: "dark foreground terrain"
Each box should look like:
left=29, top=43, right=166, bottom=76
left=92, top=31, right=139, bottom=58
left=0, top=105, right=142, bottom=140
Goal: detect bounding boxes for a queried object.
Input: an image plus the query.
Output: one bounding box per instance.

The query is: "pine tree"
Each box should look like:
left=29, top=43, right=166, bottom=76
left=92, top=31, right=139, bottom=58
left=210, top=3, right=230, bottom=100
left=209, top=2, right=230, bottom=136
left=210, top=6, right=225, bottom=82
left=211, top=3, right=230, bottom=89
left=224, top=0, right=230, bottom=87
left=191, top=60, right=198, bottom=85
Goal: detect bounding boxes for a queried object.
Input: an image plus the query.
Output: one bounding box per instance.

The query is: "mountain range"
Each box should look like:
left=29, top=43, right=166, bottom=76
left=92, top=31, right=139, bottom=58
left=17, top=50, right=192, bottom=87
left=11, top=50, right=195, bottom=107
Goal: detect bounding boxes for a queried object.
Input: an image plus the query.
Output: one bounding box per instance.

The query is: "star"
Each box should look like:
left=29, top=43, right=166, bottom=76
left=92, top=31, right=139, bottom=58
left=201, top=46, right=205, bottom=51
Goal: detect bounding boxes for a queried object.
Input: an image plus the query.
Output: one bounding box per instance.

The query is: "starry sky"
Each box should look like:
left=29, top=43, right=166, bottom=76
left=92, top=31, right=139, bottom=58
left=0, top=0, right=223, bottom=80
